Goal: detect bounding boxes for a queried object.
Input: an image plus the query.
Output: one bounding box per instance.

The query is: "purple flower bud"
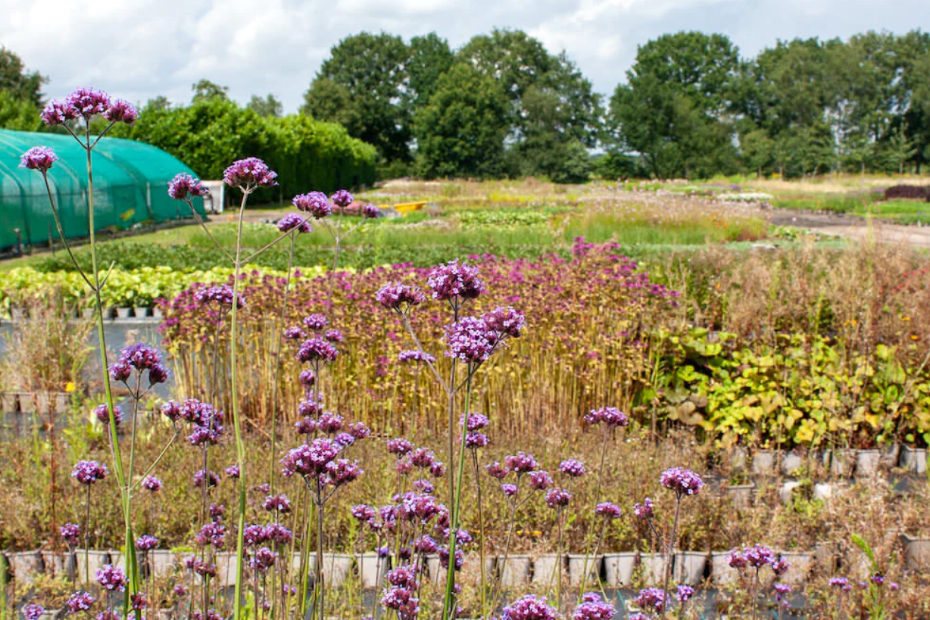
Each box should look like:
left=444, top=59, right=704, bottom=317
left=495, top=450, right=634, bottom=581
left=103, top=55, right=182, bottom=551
left=505, top=452, right=538, bottom=474
left=303, top=314, right=328, bottom=331
left=660, top=467, right=705, bottom=497
left=502, top=595, right=559, bottom=620
left=633, top=498, right=654, bottom=519
left=276, top=213, right=312, bottom=233
left=22, top=604, right=45, bottom=620
left=135, top=535, right=159, bottom=551
left=595, top=502, right=622, bottom=520
left=297, top=337, right=338, bottom=363
left=96, top=564, right=128, bottom=591
left=103, top=99, right=138, bottom=125
left=72, top=460, right=109, bottom=485
left=501, top=483, right=518, bottom=497
left=224, top=465, right=240, bottom=479
left=60, top=522, right=81, bottom=545
left=330, top=190, right=353, bottom=207
left=223, top=157, right=278, bottom=189
left=168, top=173, right=210, bottom=201
left=584, top=406, right=629, bottom=428
left=362, top=204, right=380, bottom=218
left=676, top=584, right=695, bottom=602
left=293, top=192, right=331, bottom=218
left=559, top=459, right=586, bottom=478
left=94, top=403, right=124, bottom=426
left=633, top=588, right=668, bottom=614
left=528, top=470, right=553, bottom=490
left=545, top=487, right=572, bottom=508
left=398, top=350, right=436, bottom=364
left=20, top=146, right=58, bottom=172
left=66, top=592, right=97, bottom=614
left=427, top=260, right=485, bottom=303
left=376, top=283, right=426, bottom=314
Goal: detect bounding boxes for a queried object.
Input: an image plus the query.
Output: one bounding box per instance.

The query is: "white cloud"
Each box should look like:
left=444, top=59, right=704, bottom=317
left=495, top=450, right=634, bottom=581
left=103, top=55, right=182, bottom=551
left=0, top=0, right=927, bottom=112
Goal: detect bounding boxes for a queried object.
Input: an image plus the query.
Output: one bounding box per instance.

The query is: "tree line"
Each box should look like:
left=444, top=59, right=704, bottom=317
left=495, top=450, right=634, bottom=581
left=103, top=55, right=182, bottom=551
left=4, top=28, right=930, bottom=182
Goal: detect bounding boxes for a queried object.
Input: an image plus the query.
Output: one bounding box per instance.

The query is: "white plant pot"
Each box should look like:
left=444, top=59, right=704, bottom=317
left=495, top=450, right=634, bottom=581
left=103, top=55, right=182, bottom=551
left=356, top=553, right=390, bottom=588
left=457, top=553, right=495, bottom=587
left=1, top=392, right=19, bottom=413
left=17, top=392, right=35, bottom=414
left=291, top=550, right=317, bottom=574
left=901, top=534, right=930, bottom=570
left=214, top=551, right=238, bottom=587
left=116, top=307, right=132, bottom=319
left=711, top=552, right=740, bottom=586
left=320, top=553, right=353, bottom=588
left=900, top=446, right=928, bottom=474
left=856, top=450, right=881, bottom=477
left=813, top=483, right=832, bottom=502
left=152, top=307, right=164, bottom=319
left=780, top=451, right=804, bottom=476
left=567, top=554, right=600, bottom=587
left=829, top=449, right=857, bottom=477
left=7, top=550, right=43, bottom=584
left=74, top=549, right=111, bottom=584
left=726, top=483, right=755, bottom=510
left=674, top=552, right=708, bottom=586
left=531, top=554, right=564, bottom=586
left=498, top=555, right=531, bottom=587
left=638, top=552, right=666, bottom=586
left=776, top=551, right=812, bottom=585
left=751, top=450, right=778, bottom=476
left=145, top=549, right=175, bottom=578
left=133, top=307, right=150, bottom=318
left=728, top=446, right=748, bottom=471
left=603, top=552, right=636, bottom=586
left=41, top=551, right=71, bottom=579
left=779, top=480, right=801, bottom=504
left=880, top=443, right=901, bottom=468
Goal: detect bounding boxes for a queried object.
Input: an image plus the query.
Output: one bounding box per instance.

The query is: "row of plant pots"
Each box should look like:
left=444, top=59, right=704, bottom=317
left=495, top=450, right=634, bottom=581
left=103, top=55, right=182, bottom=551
left=9, top=540, right=929, bottom=590
left=732, top=444, right=928, bottom=477
left=6, top=306, right=162, bottom=321
left=0, top=391, right=70, bottom=414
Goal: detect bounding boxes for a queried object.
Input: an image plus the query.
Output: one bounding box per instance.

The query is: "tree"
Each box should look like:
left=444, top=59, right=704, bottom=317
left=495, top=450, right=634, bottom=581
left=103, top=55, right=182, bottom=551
left=414, top=64, right=509, bottom=179
left=0, top=47, right=45, bottom=107
left=406, top=33, right=454, bottom=111
left=302, top=32, right=411, bottom=162
left=191, top=79, right=229, bottom=103
left=741, top=129, right=774, bottom=177
left=248, top=94, right=283, bottom=118
left=458, top=29, right=601, bottom=180
left=609, top=32, right=740, bottom=178
left=885, top=126, right=918, bottom=174
left=0, top=89, right=41, bottom=131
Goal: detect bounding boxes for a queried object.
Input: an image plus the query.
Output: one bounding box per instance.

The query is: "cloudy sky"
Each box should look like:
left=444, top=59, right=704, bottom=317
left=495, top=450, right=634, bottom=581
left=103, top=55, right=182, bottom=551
left=1, top=0, right=927, bottom=113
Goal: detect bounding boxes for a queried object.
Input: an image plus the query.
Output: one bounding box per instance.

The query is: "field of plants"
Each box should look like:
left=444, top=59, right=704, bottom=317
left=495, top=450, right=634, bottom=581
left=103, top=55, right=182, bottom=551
left=4, top=91, right=930, bottom=620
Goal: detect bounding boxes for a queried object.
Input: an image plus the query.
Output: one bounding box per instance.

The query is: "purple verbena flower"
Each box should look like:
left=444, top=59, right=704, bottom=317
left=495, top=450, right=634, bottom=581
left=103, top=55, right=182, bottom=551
left=60, top=523, right=81, bottom=546
left=293, top=192, right=331, bottom=218
left=398, top=350, right=436, bottom=364
left=545, top=487, right=572, bottom=508
left=263, top=494, right=292, bottom=514
left=572, top=592, right=615, bottom=620
left=505, top=452, right=539, bottom=474
left=595, top=502, right=622, bottom=520
left=277, top=213, right=312, bottom=233
left=224, top=465, right=240, bottom=479
left=72, top=460, right=109, bottom=485
left=297, top=337, right=338, bottom=363
left=303, top=314, right=328, bottom=331
left=66, top=592, right=97, bottom=614
left=501, top=594, right=559, bottom=620
left=135, top=535, right=159, bottom=551
left=94, top=403, right=123, bottom=426
left=376, top=283, right=426, bottom=314
left=559, top=459, right=586, bottom=478
left=330, top=190, right=353, bottom=207
left=444, top=316, right=497, bottom=366
left=168, top=173, right=210, bottom=201
left=676, top=584, right=695, bottom=602
left=528, top=470, right=553, bottom=490
left=103, top=99, right=138, bottom=124
left=362, top=204, right=380, bottom=218
left=96, top=564, right=128, bottom=591
left=632, top=498, right=654, bottom=519
left=633, top=588, right=668, bottom=614
left=584, top=406, right=629, bottom=428
left=20, top=146, right=58, bottom=172
left=22, top=604, right=45, bottom=620
left=660, top=467, right=705, bottom=498
left=223, top=157, right=277, bottom=189
left=482, top=306, right=526, bottom=339
left=427, top=260, right=485, bottom=303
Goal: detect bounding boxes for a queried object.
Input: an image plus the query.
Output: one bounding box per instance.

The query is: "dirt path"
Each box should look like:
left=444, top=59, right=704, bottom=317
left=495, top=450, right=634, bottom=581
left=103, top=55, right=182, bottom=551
left=767, top=208, right=930, bottom=249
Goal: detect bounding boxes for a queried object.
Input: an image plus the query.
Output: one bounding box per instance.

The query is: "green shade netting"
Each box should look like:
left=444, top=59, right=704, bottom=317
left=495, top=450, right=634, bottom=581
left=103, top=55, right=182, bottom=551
left=0, top=129, right=205, bottom=249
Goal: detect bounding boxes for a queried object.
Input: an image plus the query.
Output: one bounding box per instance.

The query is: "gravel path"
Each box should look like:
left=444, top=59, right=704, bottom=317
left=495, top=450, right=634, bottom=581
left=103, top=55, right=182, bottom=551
left=768, top=208, right=930, bottom=249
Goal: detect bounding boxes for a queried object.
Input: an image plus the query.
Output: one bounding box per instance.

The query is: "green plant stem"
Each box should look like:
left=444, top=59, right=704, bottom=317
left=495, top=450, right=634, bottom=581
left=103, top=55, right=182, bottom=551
left=84, top=484, right=91, bottom=591
left=80, top=124, right=138, bottom=600
left=314, top=486, right=325, bottom=620
left=660, top=496, right=682, bottom=620
left=269, top=233, right=296, bottom=489
left=231, top=189, right=251, bottom=620
left=556, top=507, right=565, bottom=609
left=443, top=372, right=472, bottom=620
left=577, top=428, right=611, bottom=600
left=471, top=450, right=488, bottom=617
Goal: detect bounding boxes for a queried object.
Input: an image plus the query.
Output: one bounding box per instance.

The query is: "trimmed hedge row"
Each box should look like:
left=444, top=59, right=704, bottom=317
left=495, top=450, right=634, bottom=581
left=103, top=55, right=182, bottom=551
left=109, top=98, right=377, bottom=202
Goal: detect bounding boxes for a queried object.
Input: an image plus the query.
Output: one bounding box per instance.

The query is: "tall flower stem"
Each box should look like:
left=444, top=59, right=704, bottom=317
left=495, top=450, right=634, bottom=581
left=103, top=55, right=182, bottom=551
left=269, top=233, right=297, bottom=489
left=471, top=450, right=488, bottom=617
left=555, top=506, right=565, bottom=610
left=230, top=189, right=251, bottom=620
left=314, top=486, right=326, bottom=620
left=660, top=495, right=682, bottom=620
left=578, top=428, right=611, bottom=599
left=83, top=485, right=91, bottom=591
left=79, top=124, right=138, bottom=601
left=443, top=372, right=472, bottom=619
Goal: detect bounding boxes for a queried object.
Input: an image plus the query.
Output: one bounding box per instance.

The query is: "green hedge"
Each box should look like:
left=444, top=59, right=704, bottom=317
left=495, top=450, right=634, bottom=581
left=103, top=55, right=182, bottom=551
left=109, top=99, right=377, bottom=202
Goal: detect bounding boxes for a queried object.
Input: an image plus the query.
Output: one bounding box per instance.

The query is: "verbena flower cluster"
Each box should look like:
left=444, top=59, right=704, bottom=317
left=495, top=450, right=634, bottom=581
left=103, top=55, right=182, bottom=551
left=20, top=146, right=58, bottom=172
left=222, top=157, right=278, bottom=189
left=41, top=87, right=138, bottom=126
left=168, top=173, right=210, bottom=201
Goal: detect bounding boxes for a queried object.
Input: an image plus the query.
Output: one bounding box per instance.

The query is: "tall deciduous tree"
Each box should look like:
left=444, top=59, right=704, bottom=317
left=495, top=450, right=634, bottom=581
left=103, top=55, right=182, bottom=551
left=302, top=32, right=412, bottom=163
left=609, top=32, right=739, bottom=178
left=458, top=29, right=601, bottom=180
left=247, top=94, right=283, bottom=118
left=414, top=64, right=509, bottom=179
left=0, top=47, right=45, bottom=107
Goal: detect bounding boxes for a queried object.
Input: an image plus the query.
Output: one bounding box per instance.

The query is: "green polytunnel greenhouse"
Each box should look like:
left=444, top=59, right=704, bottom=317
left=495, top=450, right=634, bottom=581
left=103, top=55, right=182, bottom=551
left=0, top=129, right=206, bottom=250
